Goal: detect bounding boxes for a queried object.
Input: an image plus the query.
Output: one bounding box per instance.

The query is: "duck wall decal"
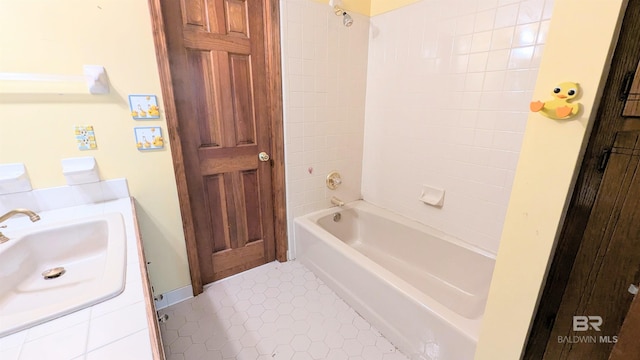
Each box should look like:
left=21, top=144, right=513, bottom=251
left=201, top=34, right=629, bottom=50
left=530, top=82, right=581, bottom=120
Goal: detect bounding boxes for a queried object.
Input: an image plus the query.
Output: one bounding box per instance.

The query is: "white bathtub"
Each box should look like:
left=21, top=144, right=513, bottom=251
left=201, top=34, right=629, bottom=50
left=294, top=200, right=495, bottom=359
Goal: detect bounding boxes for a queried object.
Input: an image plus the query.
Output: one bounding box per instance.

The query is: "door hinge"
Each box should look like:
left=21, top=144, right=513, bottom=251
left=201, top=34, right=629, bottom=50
left=597, top=148, right=611, bottom=172
left=619, top=71, right=634, bottom=101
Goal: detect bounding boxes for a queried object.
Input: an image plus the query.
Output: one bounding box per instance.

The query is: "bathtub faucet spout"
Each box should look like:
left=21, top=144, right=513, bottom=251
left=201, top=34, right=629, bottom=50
left=330, top=196, right=345, bottom=207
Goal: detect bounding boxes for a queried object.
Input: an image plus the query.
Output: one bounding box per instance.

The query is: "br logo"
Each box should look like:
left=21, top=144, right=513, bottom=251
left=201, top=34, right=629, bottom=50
left=573, top=316, right=602, bottom=331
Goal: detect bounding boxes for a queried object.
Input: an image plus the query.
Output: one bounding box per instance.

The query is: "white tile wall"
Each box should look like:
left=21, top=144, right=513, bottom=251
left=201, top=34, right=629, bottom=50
left=362, top=0, right=554, bottom=253
left=281, top=0, right=370, bottom=257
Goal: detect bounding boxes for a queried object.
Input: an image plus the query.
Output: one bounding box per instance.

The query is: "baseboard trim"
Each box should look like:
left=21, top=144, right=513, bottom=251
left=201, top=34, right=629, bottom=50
left=154, top=285, right=193, bottom=310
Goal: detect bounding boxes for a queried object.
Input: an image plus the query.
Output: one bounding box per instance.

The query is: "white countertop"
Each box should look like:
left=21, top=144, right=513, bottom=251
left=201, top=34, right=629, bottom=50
left=0, top=198, right=156, bottom=360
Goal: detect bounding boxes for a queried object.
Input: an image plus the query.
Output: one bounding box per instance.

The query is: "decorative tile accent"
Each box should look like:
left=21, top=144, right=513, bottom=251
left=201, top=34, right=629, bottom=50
left=129, top=94, right=160, bottom=119
left=75, top=125, right=97, bottom=150
left=134, top=126, right=164, bottom=150
left=159, top=261, right=409, bottom=360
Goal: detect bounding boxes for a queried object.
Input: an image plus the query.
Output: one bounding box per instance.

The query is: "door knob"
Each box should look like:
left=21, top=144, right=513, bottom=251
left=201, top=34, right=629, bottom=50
left=258, top=152, right=270, bottom=162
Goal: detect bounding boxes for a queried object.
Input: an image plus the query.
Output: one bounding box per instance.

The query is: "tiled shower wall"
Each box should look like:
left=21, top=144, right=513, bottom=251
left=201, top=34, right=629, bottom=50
left=280, top=0, right=369, bottom=256
left=362, top=0, right=554, bottom=253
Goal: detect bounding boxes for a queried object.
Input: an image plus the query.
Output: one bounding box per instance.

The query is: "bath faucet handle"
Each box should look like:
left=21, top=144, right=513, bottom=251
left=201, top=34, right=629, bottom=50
left=326, top=171, right=342, bottom=190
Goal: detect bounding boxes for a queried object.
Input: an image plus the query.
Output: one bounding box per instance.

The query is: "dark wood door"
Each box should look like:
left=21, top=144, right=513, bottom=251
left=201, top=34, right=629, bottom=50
left=159, top=0, right=276, bottom=284
left=543, top=131, right=640, bottom=359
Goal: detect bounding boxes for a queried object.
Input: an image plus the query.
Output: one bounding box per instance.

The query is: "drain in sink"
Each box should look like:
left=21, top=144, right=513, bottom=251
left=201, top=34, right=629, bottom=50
left=42, top=267, right=66, bottom=280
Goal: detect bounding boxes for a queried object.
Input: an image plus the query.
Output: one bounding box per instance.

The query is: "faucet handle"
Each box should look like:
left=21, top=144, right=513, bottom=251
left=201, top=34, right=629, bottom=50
left=326, top=171, right=342, bottom=190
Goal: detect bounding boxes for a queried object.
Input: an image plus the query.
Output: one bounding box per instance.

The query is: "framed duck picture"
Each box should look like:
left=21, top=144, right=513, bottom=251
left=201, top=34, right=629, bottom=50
left=129, top=94, right=160, bottom=120
left=134, top=126, right=164, bottom=151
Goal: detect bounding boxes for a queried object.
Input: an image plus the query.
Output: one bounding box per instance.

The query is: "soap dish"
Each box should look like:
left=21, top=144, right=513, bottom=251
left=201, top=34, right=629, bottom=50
left=62, top=157, right=100, bottom=185
left=0, top=163, right=32, bottom=195
left=419, top=184, right=445, bottom=207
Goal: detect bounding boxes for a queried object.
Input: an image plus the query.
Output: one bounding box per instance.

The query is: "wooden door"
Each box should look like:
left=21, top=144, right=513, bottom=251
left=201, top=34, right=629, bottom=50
left=542, top=131, right=640, bottom=359
left=157, top=0, right=279, bottom=286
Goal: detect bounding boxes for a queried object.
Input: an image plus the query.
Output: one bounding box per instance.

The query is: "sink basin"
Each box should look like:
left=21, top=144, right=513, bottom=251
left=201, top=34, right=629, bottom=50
left=0, top=213, right=126, bottom=336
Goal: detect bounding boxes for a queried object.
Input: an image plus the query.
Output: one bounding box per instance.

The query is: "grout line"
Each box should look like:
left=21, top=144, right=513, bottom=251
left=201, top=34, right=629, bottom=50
left=84, top=328, right=148, bottom=357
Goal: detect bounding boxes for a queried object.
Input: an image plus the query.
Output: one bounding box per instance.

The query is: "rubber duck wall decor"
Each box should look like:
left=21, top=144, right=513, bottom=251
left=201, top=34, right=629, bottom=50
left=530, top=82, right=581, bottom=120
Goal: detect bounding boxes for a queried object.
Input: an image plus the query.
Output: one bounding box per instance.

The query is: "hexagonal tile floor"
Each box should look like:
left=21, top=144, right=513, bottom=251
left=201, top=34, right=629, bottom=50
left=159, top=260, right=409, bottom=360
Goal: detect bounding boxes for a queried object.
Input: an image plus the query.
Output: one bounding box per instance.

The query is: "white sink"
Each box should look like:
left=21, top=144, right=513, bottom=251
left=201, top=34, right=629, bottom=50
left=0, top=213, right=127, bottom=336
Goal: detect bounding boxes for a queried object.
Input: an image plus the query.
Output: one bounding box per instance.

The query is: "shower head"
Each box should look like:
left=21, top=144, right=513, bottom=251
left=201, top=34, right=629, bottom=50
left=343, top=12, right=353, bottom=27
left=333, top=6, right=353, bottom=27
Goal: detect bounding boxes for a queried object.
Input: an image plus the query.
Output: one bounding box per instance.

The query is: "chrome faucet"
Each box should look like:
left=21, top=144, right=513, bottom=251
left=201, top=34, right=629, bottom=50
left=0, top=208, right=41, bottom=243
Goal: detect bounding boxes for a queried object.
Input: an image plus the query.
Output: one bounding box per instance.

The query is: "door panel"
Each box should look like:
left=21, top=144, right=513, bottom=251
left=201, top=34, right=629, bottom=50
left=623, top=59, right=640, bottom=117
left=187, top=51, right=222, bottom=146
left=544, top=131, right=640, bottom=359
left=203, top=175, right=228, bottom=252
left=160, top=0, right=276, bottom=284
left=229, top=54, right=257, bottom=145
left=225, top=0, right=249, bottom=36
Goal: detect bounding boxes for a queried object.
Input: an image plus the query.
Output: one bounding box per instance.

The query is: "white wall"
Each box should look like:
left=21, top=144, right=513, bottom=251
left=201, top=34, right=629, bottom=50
left=361, top=0, right=554, bottom=253
left=280, top=0, right=370, bottom=256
